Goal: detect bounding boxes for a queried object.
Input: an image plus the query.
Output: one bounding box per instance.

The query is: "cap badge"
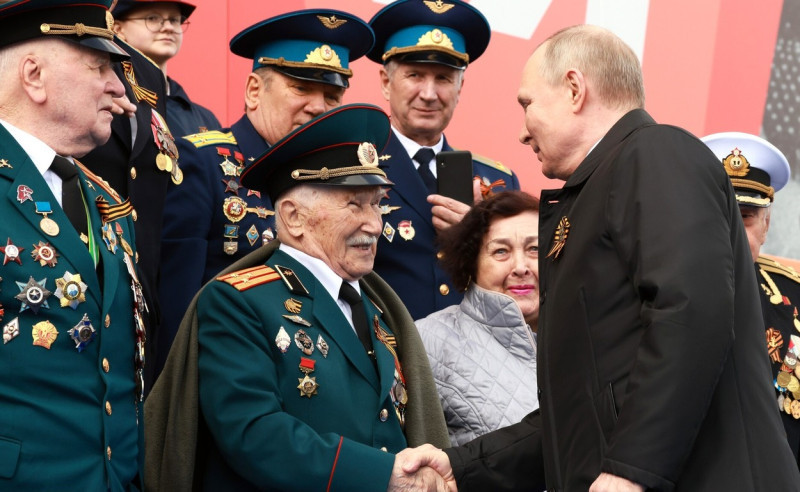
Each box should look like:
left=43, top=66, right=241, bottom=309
left=424, top=0, right=456, bottom=14
left=722, top=147, right=750, bottom=177
left=418, top=29, right=454, bottom=49
left=317, top=15, right=347, bottom=29
left=357, top=142, right=379, bottom=167
left=305, top=45, right=343, bottom=68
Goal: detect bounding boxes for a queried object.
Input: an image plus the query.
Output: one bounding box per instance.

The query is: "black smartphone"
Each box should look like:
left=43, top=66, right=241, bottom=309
left=436, top=150, right=474, bottom=205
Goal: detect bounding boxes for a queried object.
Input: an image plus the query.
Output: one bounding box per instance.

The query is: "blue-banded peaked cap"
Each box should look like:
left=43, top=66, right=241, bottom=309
left=0, top=0, right=128, bottom=59
left=367, top=0, right=490, bottom=69
left=241, top=104, right=394, bottom=203
left=702, top=132, right=791, bottom=207
left=229, top=9, right=374, bottom=88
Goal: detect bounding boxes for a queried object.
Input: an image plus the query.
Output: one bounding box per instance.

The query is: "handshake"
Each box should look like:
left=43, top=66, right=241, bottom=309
left=389, top=445, right=455, bottom=492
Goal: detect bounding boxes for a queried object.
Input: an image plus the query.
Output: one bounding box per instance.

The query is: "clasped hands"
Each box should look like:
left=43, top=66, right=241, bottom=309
left=388, top=444, right=455, bottom=492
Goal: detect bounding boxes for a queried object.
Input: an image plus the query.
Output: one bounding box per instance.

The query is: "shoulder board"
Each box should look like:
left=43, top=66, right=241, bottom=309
left=184, top=131, right=237, bottom=148
left=217, top=265, right=280, bottom=291
left=74, top=160, right=123, bottom=203
left=758, top=255, right=800, bottom=284
left=470, top=151, right=512, bottom=176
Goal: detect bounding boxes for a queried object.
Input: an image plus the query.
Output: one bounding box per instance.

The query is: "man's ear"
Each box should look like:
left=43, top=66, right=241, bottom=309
left=564, top=68, right=586, bottom=112
left=20, top=54, right=47, bottom=104
left=244, top=73, right=262, bottom=111
left=379, top=67, right=391, bottom=102
left=277, top=197, right=304, bottom=240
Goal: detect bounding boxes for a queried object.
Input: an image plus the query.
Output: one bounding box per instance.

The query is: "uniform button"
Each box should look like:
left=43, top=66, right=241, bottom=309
left=102, top=358, right=110, bottom=373
left=130, top=167, right=137, bottom=179
left=107, top=446, right=112, bottom=460
left=135, top=252, right=139, bottom=263
left=439, top=284, right=450, bottom=296
left=104, top=314, right=111, bottom=328
left=436, top=251, right=444, bottom=260
left=132, top=209, right=138, bottom=221
left=105, top=401, right=112, bottom=415
left=380, top=447, right=388, bottom=452
left=379, top=409, right=389, bottom=422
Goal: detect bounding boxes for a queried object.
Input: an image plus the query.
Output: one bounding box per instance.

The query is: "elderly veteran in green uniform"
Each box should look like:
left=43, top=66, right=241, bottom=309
left=145, top=104, right=450, bottom=491
left=703, top=131, right=800, bottom=468
left=156, top=9, right=374, bottom=379
left=0, top=0, right=148, bottom=489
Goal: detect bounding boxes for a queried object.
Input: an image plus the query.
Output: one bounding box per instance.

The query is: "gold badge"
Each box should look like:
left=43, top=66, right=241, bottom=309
left=284, top=298, right=302, bottom=314
left=357, top=142, right=379, bottom=167
left=54, top=272, right=88, bottom=309
left=547, top=216, right=570, bottom=260
left=298, top=357, right=318, bottom=397
left=305, top=45, right=343, bottom=68
left=722, top=147, right=750, bottom=177
left=32, top=320, right=58, bottom=349
left=0, top=158, right=12, bottom=168
left=423, top=0, right=455, bottom=14
left=317, top=14, right=347, bottom=29
left=398, top=220, right=415, bottom=241
left=223, top=196, right=248, bottom=223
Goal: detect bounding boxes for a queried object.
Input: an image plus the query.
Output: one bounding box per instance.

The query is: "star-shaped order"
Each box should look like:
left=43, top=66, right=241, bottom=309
left=222, top=178, right=241, bottom=195
left=15, top=276, right=51, bottom=314
left=31, top=241, right=59, bottom=267
left=0, top=238, right=23, bottom=265
left=55, top=272, right=88, bottom=309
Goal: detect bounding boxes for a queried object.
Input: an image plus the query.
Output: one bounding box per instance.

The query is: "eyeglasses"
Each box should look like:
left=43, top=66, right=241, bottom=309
left=126, top=14, right=190, bottom=33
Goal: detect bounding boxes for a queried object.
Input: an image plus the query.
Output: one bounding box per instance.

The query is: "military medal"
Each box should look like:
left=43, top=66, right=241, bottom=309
left=777, top=370, right=792, bottom=389
left=31, top=241, right=59, bottom=267
left=34, top=201, right=59, bottom=236
left=397, top=220, right=415, bottom=241
left=114, top=223, right=134, bottom=256
left=547, top=216, right=570, bottom=260
left=379, top=205, right=400, bottom=215
left=223, top=196, right=247, bottom=223
left=284, top=298, right=302, bottom=314
left=794, top=307, right=800, bottom=333
left=383, top=222, right=396, bottom=243
left=16, top=185, right=33, bottom=203
left=32, top=320, right=58, bottom=349
left=374, top=316, right=407, bottom=426
left=151, top=109, right=182, bottom=184
left=101, top=223, right=118, bottom=253
left=275, top=326, right=291, bottom=353
left=294, top=329, right=314, bottom=355
left=54, top=272, right=88, bottom=309
left=68, top=314, right=96, bottom=352
left=792, top=399, right=800, bottom=420
left=297, top=357, right=319, bottom=398
left=283, top=314, right=311, bottom=327
left=222, top=178, right=241, bottom=195
left=262, top=228, right=274, bottom=245
left=1, top=238, right=23, bottom=265
left=316, top=335, right=329, bottom=358
left=217, top=147, right=240, bottom=176
left=247, top=189, right=261, bottom=198
left=767, top=328, right=784, bottom=363
left=245, top=225, right=259, bottom=247
left=2, top=317, right=19, bottom=344
left=15, top=276, right=51, bottom=314
left=223, top=224, right=239, bottom=255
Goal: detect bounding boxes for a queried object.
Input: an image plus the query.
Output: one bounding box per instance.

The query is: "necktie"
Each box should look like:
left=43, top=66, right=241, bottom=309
left=49, top=155, right=88, bottom=239
left=414, top=147, right=437, bottom=195
left=339, top=281, right=375, bottom=361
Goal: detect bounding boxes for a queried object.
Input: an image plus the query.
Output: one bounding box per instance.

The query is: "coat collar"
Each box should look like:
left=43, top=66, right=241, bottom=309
left=232, top=115, right=270, bottom=164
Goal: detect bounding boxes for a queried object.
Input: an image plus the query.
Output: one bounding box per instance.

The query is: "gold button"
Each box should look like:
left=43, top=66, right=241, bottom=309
left=104, top=314, right=111, bottom=328
left=379, top=409, right=389, bottom=422
left=436, top=251, right=444, bottom=260
left=439, top=284, right=450, bottom=296
left=135, top=252, right=139, bottom=263
left=105, top=401, right=112, bottom=415
left=130, top=167, right=137, bottom=179
left=107, top=446, right=112, bottom=460
left=132, top=209, right=138, bottom=221
left=380, top=446, right=388, bottom=452
left=102, top=358, right=110, bottom=373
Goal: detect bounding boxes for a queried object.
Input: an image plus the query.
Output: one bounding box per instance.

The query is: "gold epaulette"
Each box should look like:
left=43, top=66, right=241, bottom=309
left=472, top=152, right=513, bottom=176
left=184, top=131, right=237, bottom=148
left=758, top=255, right=800, bottom=284
left=74, top=160, right=123, bottom=203
left=217, top=265, right=280, bottom=291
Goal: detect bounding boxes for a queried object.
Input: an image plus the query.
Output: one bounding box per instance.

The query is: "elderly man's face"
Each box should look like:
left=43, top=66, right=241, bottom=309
left=250, top=70, right=345, bottom=145
left=517, top=47, right=581, bottom=181
left=739, top=205, right=770, bottom=261
left=47, top=42, right=126, bottom=156
left=300, top=186, right=384, bottom=281
left=380, top=61, right=462, bottom=147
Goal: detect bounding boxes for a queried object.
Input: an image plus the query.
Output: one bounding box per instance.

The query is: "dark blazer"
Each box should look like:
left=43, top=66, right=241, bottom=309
left=0, top=126, right=143, bottom=489
left=157, top=115, right=274, bottom=376
left=374, top=131, right=520, bottom=320
left=756, top=255, right=800, bottom=466
left=81, top=38, right=171, bottom=392
left=166, top=77, right=221, bottom=138
left=534, top=109, right=798, bottom=490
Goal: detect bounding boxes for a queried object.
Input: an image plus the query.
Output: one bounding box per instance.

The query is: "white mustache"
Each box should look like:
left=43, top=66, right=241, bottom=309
left=347, top=235, right=377, bottom=247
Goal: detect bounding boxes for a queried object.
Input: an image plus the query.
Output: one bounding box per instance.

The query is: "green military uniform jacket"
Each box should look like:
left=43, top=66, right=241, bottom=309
left=145, top=241, right=448, bottom=491
left=0, top=125, right=143, bottom=490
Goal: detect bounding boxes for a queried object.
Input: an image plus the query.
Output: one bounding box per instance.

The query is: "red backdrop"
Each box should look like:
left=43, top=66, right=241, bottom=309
left=170, top=0, right=784, bottom=195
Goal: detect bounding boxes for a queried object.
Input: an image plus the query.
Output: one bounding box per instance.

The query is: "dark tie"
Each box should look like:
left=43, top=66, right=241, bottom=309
left=339, top=281, right=375, bottom=361
left=49, top=155, right=88, bottom=239
left=414, top=147, right=437, bottom=195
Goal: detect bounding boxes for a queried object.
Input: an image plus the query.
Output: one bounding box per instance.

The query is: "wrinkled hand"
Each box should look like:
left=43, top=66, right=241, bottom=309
left=111, top=95, right=137, bottom=118
left=388, top=464, right=449, bottom=492
left=428, top=178, right=482, bottom=232
left=589, top=473, right=645, bottom=492
left=391, top=445, right=456, bottom=492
